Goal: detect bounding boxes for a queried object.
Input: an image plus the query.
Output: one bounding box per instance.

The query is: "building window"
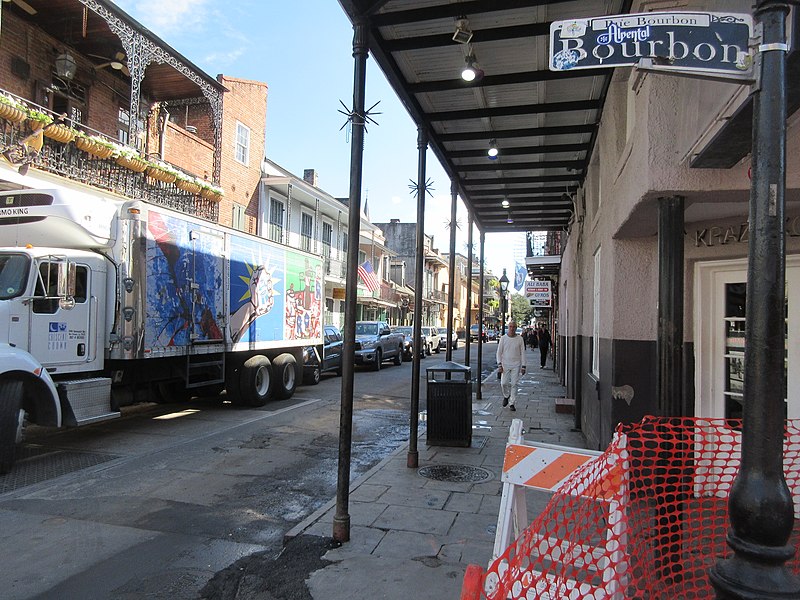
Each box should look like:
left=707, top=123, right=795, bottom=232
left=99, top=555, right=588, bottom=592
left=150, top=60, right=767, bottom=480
left=232, top=204, right=246, bottom=232
left=235, top=122, right=250, bottom=165
left=269, top=198, right=284, bottom=243
left=592, top=247, right=601, bottom=377
left=118, top=107, right=130, bottom=145
left=301, top=213, right=313, bottom=252
left=322, top=222, right=333, bottom=257
left=341, top=231, right=348, bottom=257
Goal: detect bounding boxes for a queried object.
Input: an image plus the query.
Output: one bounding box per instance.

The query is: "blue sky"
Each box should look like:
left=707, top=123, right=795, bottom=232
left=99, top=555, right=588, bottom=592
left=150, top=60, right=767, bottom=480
left=113, top=0, right=526, bottom=279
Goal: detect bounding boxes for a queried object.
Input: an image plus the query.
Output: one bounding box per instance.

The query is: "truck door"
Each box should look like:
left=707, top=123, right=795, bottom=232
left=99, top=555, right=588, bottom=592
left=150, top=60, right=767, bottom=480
left=29, top=261, right=98, bottom=372
left=188, top=228, right=225, bottom=343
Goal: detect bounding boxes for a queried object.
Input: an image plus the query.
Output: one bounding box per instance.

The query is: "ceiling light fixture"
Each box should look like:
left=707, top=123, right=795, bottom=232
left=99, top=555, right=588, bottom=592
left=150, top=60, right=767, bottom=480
left=501, top=199, right=510, bottom=209
left=453, top=18, right=473, bottom=44
left=507, top=212, right=514, bottom=224
left=461, top=54, right=483, bottom=82
left=487, top=139, right=498, bottom=159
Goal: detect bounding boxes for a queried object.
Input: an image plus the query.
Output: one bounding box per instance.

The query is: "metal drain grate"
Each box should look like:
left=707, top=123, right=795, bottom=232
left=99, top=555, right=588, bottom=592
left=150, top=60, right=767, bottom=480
left=0, top=446, right=120, bottom=494
left=417, top=464, right=494, bottom=483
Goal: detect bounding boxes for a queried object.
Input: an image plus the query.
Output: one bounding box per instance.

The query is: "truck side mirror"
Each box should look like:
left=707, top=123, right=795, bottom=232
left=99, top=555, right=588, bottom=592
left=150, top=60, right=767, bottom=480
left=57, top=261, right=76, bottom=298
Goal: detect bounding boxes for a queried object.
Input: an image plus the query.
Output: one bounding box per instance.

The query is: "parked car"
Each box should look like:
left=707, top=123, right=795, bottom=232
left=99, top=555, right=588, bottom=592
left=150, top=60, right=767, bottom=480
left=303, top=325, right=344, bottom=384
left=487, top=329, right=498, bottom=341
left=469, top=324, right=488, bottom=342
left=421, top=326, right=442, bottom=354
left=354, top=321, right=405, bottom=370
left=438, top=329, right=459, bottom=351
left=394, top=326, right=426, bottom=360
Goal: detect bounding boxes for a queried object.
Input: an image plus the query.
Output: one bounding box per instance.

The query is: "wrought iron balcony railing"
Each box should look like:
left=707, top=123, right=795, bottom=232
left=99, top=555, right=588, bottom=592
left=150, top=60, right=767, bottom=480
left=0, top=96, right=218, bottom=222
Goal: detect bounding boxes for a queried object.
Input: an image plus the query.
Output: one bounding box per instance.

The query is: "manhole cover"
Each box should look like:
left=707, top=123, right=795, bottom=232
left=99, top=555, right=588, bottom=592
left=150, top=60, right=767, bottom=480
left=417, top=464, right=493, bottom=483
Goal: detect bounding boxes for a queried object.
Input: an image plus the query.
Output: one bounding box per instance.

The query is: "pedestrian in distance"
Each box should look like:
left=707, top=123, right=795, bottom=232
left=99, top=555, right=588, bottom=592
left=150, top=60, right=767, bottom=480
left=496, top=320, right=526, bottom=411
left=538, top=324, right=552, bottom=368
left=530, top=327, right=538, bottom=350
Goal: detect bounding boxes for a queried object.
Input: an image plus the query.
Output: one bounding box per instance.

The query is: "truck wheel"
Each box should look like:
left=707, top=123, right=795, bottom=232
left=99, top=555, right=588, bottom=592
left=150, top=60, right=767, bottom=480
left=393, top=347, right=402, bottom=365
left=304, top=366, right=321, bottom=386
left=372, top=349, right=382, bottom=371
left=0, top=380, right=23, bottom=474
left=240, top=355, right=272, bottom=407
left=273, top=354, right=298, bottom=399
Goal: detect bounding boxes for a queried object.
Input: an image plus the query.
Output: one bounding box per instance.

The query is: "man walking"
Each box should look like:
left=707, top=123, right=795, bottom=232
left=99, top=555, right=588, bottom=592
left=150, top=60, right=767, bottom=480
left=538, top=324, right=552, bottom=368
left=496, top=320, right=526, bottom=411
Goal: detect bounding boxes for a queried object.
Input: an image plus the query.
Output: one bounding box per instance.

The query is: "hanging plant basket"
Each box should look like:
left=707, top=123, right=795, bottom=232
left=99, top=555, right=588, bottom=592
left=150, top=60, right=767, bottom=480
left=0, top=104, right=27, bottom=124
left=75, top=137, right=115, bottom=160
left=175, top=179, right=202, bottom=194
left=200, top=187, right=223, bottom=201
left=43, top=123, right=76, bottom=144
left=145, top=165, right=178, bottom=184
left=27, top=119, right=47, bottom=131
left=116, top=155, right=148, bottom=173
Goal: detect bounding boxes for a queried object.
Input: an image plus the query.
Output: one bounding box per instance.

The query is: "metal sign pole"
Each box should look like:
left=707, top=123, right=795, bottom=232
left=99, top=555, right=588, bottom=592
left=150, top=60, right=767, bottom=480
left=710, top=2, right=800, bottom=597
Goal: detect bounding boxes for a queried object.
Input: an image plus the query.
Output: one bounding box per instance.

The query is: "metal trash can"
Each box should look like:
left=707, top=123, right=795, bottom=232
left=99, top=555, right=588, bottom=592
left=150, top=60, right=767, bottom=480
left=426, top=361, right=472, bottom=447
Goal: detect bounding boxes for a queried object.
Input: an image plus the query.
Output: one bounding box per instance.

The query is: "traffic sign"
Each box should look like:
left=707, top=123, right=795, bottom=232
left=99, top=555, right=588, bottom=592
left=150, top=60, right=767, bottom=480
left=550, top=11, right=753, bottom=74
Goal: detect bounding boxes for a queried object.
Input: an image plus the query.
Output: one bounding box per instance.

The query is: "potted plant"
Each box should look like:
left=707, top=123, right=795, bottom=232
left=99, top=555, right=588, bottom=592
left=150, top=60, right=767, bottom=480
left=145, top=159, right=179, bottom=184
left=26, top=108, right=53, bottom=131
left=114, top=145, right=147, bottom=173
left=174, top=171, right=202, bottom=194
left=199, top=181, right=224, bottom=202
left=43, top=121, right=78, bottom=144
left=74, top=134, right=118, bottom=160
left=0, top=93, right=28, bottom=124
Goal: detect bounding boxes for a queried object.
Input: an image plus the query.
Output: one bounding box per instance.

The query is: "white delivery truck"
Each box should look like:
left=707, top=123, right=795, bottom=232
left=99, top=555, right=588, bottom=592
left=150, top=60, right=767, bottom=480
left=0, top=188, right=324, bottom=472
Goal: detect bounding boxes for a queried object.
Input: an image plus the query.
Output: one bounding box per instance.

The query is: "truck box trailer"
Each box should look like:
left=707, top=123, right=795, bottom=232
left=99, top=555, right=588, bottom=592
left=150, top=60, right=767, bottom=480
left=0, top=188, right=324, bottom=472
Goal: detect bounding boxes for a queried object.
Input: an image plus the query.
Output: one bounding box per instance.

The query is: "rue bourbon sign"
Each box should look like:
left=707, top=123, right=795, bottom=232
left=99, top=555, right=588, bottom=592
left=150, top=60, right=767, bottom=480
left=550, top=12, right=753, bottom=74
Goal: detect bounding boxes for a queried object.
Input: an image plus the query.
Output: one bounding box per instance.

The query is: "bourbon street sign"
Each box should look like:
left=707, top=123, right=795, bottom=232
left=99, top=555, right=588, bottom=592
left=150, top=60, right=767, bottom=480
left=550, top=12, right=753, bottom=74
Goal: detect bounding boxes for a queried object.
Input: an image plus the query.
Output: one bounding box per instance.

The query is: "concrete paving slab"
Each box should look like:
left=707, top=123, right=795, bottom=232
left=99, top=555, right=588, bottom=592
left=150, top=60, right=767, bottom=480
left=371, top=505, right=456, bottom=535
left=373, top=529, right=443, bottom=558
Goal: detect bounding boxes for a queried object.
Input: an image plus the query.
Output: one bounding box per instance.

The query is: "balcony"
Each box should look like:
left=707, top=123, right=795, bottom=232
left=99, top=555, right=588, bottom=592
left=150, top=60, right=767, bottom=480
left=0, top=99, right=218, bottom=221
left=325, top=257, right=346, bottom=280
left=428, top=289, right=447, bottom=303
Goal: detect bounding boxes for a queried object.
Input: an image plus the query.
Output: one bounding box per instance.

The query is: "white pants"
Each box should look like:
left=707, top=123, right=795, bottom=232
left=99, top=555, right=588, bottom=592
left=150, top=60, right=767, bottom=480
left=500, top=366, right=522, bottom=406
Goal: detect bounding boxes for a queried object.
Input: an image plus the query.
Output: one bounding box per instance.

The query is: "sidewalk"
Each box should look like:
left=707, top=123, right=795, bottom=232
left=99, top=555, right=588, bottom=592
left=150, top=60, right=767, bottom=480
left=285, top=358, right=586, bottom=600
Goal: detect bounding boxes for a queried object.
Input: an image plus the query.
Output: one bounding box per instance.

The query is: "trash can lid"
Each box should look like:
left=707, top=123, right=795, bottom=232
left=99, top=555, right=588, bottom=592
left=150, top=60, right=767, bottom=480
left=425, top=361, right=472, bottom=374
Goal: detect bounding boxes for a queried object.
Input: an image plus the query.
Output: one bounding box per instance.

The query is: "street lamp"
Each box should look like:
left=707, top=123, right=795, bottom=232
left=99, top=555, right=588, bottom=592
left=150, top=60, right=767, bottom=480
left=499, top=268, right=509, bottom=336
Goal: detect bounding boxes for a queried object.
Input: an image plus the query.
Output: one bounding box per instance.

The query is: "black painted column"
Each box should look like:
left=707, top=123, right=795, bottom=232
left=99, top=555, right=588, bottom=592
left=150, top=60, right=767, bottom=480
left=710, top=2, right=800, bottom=597
left=407, top=126, right=427, bottom=469
left=657, top=196, right=685, bottom=417
left=334, top=16, right=368, bottom=544
left=446, top=180, right=457, bottom=361
left=464, top=214, right=474, bottom=369
left=476, top=230, right=486, bottom=400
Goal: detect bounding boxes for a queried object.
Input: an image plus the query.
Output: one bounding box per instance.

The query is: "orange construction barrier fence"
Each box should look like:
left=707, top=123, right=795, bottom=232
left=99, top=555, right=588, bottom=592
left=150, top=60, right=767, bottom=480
left=462, top=416, right=800, bottom=599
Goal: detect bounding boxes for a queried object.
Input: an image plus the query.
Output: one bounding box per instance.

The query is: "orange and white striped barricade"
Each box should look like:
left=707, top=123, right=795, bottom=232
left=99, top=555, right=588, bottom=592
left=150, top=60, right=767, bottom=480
left=492, top=418, right=630, bottom=598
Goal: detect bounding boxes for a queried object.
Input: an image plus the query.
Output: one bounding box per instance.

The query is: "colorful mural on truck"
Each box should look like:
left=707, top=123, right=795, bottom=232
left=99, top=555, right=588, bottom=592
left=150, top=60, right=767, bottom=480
left=145, top=211, right=224, bottom=349
left=228, top=234, right=323, bottom=348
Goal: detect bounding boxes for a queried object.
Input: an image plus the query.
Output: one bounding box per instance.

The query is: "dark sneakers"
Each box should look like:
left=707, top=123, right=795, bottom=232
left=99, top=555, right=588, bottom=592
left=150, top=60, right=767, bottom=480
left=510, top=405, right=516, bottom=411
left=502, top=397, right=509, bottom=407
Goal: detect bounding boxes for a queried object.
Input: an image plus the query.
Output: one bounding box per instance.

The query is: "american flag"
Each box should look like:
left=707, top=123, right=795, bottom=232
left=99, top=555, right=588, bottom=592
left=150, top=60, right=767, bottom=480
left=358, top=260, right=381, bottom=292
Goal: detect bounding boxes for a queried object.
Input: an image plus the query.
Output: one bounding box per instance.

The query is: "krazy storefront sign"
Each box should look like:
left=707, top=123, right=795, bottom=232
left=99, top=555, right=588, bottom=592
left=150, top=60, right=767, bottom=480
left=550, top=12, right=753, bottom=74
left=526, top=280, right=552, bottom=308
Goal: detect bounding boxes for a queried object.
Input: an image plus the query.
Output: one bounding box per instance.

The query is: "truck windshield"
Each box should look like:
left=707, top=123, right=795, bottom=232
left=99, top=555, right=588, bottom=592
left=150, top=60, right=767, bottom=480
left=0, top=253, right=30, bottom=300
left=356, top=323, right=378, bottom=336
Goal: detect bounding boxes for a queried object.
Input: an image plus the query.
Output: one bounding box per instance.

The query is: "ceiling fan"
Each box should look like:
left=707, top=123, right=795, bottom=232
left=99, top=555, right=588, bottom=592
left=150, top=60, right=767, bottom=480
left=1, top=0, right=37, bottom=16
left=90, top=52, right=131, bottom=77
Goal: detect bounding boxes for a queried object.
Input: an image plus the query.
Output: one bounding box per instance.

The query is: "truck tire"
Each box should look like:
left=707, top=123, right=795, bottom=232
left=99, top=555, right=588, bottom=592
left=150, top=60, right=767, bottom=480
left=0, top=380, right=23, bottom=474
left=240, top=355, right=272, bottom=407
left=372, top=349, right=382, bottom=371
left=273, top=354, right=298, bottom=399
left=393, top=347, right=402, bottom=365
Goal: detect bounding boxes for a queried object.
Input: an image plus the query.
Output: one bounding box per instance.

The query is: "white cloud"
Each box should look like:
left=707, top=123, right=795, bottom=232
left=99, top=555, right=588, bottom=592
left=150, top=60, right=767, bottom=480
left=121, top=0, right=210, bottom=35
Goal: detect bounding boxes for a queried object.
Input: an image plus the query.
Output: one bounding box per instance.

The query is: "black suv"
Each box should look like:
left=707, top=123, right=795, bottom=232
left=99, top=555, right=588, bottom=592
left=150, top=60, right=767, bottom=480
left=303, top=325, right=344, bottom=384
